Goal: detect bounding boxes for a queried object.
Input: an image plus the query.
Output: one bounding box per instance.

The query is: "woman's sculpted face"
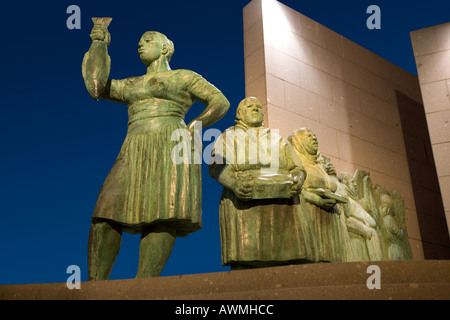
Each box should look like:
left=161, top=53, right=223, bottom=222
left=238, top=98, right=264, bottom=127
left=138, top=32, right=166, bottom=66
left=301, top=130, right=318, bottom=156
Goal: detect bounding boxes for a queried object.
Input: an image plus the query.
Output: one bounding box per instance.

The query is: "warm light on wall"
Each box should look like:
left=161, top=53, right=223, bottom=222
left=261, top=0, right=297, bottom=50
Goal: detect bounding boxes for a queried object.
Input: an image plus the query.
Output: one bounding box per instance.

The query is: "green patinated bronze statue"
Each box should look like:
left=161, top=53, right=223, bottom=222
left=337, top=171, right=383, bottom=261
left=288, top=128, right=353, bottom=262
left=83, top=18, right=230, bottom=280
left=209, top=97, right=316, bottom=269
left=288, top=128, right=412, bottom=263
left=210, top=117, right=413, bottom=268
left=375, top=185, right=413, bottom=260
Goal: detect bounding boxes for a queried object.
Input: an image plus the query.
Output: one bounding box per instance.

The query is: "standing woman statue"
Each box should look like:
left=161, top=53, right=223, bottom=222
left=82, top=18, right=230, bottom=280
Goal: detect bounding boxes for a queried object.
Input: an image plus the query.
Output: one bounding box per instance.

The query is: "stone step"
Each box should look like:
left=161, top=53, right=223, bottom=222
left=172, top=283, right=450, bottom=300
left=1, top=260, right=449, bottom=300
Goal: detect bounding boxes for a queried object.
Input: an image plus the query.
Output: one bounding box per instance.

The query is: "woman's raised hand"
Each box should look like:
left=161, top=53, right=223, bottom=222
left=90, top=25, right=111, bottom=46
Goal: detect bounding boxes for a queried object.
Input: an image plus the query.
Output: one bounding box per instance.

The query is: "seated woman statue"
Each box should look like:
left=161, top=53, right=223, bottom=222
left=337, top=172, right=383, bottom=261
left=288, top=128, right=352, bottom=262
left=376, top=188, right=413, bottom=260
left=209, top=98, right=317, bottom=269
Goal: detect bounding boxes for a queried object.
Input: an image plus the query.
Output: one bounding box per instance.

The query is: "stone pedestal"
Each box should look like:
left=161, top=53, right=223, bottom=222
left=1, top=260, right=449, bottom=300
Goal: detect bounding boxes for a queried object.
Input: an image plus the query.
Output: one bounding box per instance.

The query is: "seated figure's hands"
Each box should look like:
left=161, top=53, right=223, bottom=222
left=290, top=181, right=302, bottom=197
left=364, top=224, right=374, bottom=240
left=233, top=179, right=254, bottom=201
left=290, top=172, right=305, bottom=197
left=317, top=197, right=337, bottom=210
left=302, top=189, right=337, bottom=210
left=325, top=162, right=337, bottom=176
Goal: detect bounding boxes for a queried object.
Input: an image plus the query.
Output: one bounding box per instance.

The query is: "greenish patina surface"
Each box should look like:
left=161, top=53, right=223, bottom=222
left=83, top=16, right=412, bottom=277
left=209, top=98, right=314, bottom=269
left=289, top=128, right=412, bottom=263
left=288, top=126, right=412, bottom=263
left=288, top=128, right=353, bottom=262
left=210, top=119, right=413, bottom=267
left=83, top=18, right=230, bottom=280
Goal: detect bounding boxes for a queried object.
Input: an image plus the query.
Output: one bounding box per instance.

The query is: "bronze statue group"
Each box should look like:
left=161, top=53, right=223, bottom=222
left=210, top=98, right=412, bottom=270
left=82, top=21, right=412, bottom=280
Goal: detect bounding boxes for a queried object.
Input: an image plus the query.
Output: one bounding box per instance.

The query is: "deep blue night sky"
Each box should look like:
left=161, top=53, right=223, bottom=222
left=0, top=0, right=449, bottom=284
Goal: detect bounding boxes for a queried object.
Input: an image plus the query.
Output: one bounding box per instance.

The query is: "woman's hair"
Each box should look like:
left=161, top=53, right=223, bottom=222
left=287, top=128, right=310, bottom=149
left=163, top=37, right=175, bottom=62
left=144, top=31, right=175, bottom=62
left=288, top=127, right=319, bottom=160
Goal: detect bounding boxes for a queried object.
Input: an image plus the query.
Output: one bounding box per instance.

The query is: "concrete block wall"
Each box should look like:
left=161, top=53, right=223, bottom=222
left=411, top=23, right=450, bottom=242
left=396, top=91, right=450, bottom=257
left=243, top=0, right=450, bottom=259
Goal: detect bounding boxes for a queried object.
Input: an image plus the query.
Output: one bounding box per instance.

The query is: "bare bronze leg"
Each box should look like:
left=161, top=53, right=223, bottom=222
left=136, top=225, right=176, bottom=278
left=87, top=220, right=122, bottom=280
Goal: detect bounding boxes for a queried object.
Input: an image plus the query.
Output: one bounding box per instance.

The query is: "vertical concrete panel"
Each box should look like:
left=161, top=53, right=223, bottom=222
left=411, top=22, right=450, bottom=242
left=243, top=0, right=450, bottom=258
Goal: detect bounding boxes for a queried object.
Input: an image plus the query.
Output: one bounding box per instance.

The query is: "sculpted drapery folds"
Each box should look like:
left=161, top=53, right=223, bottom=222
left=209, top=108, right=413, bottom=267
left=288, top=128, right=353, bottom=262
left=82, top=18, right=230, bottom=280
left=209, top=98, right=317, bottom=269
left=82, top=17, right=412, bottom=277
left=288, top=128, right=412, bottom=263
left=337, top=171, right=383, bottom=261
left=375, top=187, right=413, bottom=260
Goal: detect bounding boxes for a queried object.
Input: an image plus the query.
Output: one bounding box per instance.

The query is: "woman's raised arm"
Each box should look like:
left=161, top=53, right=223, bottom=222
left=82, top=18, right=112, bottom=100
